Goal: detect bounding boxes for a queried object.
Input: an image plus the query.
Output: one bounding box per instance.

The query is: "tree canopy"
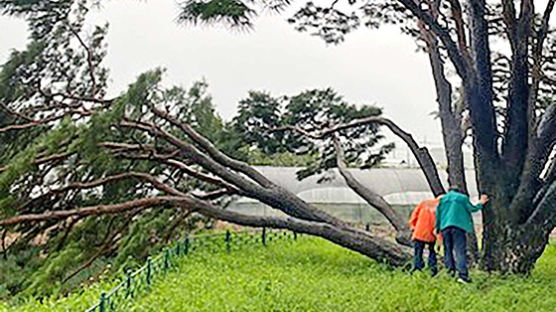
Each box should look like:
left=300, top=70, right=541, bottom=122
left=0, top=1, right=397, bottom=297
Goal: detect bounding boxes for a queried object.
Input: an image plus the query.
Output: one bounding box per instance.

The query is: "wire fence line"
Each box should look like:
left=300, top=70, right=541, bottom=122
left=85, top=228, right=301, bottom=312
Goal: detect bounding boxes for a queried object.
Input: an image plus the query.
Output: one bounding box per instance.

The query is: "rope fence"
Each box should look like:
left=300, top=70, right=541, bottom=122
left=85, top=228, right=301, bottom=312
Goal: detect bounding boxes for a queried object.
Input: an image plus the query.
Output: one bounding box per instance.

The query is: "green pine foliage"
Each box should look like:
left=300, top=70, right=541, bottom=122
left=178, top=0, right=256, bottom=28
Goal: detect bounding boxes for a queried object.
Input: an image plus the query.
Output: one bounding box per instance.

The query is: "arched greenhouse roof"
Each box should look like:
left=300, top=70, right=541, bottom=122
left=232, top=166, right=478, bottom=205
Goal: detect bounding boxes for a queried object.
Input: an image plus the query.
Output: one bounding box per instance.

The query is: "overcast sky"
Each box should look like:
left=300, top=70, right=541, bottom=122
left=2, top=1, right=552, bottom=148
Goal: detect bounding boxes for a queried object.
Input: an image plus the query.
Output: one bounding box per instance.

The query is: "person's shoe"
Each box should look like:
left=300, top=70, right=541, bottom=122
left=457, top=277, right=471, bottom=284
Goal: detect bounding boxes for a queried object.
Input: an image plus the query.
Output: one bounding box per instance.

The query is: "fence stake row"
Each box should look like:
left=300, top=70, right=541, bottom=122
left=86, top=229, right=301, bottom=312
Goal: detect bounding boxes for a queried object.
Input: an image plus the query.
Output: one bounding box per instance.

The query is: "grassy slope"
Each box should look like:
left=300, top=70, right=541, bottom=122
left=3, top=238, right=555, bottom=312
left=133, top=238, right=554, bottom=312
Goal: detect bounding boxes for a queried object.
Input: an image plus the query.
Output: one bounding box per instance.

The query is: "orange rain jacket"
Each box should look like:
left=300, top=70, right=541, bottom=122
left=409, top=198, right=440, bottom=243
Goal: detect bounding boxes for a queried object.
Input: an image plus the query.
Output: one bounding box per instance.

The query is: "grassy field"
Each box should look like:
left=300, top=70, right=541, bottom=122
left=2, top=237, right=555, bottom=312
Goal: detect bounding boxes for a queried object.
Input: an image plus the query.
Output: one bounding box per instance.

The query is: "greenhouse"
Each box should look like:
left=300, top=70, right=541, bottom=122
left=227, top=166, right=480, bottom=225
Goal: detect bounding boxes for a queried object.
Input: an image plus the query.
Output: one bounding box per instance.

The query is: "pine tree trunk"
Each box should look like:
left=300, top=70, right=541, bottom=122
left=481, top=222, right=550, bottom=273
left=481, top=197, right=553, bottom=273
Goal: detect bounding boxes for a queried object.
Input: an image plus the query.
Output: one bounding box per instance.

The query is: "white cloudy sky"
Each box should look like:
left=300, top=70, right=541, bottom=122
left=1, top=0, right=554, bottom=149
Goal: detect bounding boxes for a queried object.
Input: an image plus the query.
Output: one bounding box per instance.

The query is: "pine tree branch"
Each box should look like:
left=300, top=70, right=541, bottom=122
left=0, top=196, right=184, bottom=227
left=119, top=118, right=347, bottom=226
left=332, top=135, right=411, bottom=246
left=151, top=107, right=275, bottom=188
left=396, top=0, right=469, bottom=78
left=68, top=27, right=98, bottom=96
left=0, top=151, right=75, bottom=174
left=272, top=116, right=445, bottom=196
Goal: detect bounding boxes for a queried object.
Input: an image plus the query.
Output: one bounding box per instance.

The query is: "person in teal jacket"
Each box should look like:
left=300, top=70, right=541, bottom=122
left=435, top=186, right=489, bottom=283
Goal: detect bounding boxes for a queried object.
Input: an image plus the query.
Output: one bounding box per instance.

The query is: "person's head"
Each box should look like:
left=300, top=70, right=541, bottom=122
left=449, top=185, right=463, bottom=194
left=435, top=190, right=446, bottom=200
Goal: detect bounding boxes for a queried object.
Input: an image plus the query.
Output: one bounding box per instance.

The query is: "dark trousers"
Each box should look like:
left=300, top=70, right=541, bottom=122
left=413, top=240, right=437, bottom=274
left=441, top=226, right=469, bottom=280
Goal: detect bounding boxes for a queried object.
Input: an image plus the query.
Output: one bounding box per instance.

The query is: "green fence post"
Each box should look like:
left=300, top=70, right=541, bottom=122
left=262, top=227, right=266, bottom=246
left=176, top=241, right=181, bottom=257
left=99, top=291, right=106, bottom=312
left=146, top=257, right=152, bottom=284
left=164, top=249, right=170, bottom=271
left=293, top=231, right=297, bottom=240
left=225, top=230, right=231, bottom=252
left=125, top=269, right=132, bottom=298
left=185, top=237, right=190, bottom=255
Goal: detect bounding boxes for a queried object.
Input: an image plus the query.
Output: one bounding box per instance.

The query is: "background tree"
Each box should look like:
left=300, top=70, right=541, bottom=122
left=233, top=89, right=394, bottom=179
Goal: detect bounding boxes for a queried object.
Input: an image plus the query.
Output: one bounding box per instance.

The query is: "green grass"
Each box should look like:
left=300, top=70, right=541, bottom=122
left=3, top=238, right=555, bottom=312
left=0, top=280, right=114, bottom=312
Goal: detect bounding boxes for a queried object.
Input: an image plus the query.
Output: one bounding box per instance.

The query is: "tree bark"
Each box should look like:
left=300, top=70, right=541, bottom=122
left=417, top=11, right=478, bottom=263
left=187, top=197, right=412, bottom=266
left=502, top=0, right=533, bottom=181
left=332, top=136, right=412, bottom=245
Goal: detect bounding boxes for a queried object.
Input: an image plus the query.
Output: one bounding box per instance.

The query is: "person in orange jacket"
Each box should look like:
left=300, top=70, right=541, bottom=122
left=409, top=197, right=441, bottom=276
